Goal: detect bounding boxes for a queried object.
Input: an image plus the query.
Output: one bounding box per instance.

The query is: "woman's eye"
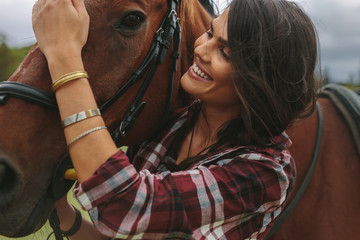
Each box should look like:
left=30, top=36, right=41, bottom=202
left=205, top=29, right=230, bottom=61
left=220, top=49, right=230, bottom=61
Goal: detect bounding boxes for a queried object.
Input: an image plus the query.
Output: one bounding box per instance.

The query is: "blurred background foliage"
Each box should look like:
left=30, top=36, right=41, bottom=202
left=0, top=33, right=32, bottom=82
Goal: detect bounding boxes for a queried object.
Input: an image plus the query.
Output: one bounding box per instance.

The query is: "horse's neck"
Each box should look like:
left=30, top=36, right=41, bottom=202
left=175, top=0, right=211, bottom=108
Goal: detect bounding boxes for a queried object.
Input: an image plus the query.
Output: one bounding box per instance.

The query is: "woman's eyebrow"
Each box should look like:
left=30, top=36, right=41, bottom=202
left=210, top=19, right=229, bottom=47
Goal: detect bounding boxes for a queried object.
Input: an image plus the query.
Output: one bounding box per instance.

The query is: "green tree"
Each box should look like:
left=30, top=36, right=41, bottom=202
left=0, top=34, right=15, bottom=81
left=0, top=33, right=32, bottom=81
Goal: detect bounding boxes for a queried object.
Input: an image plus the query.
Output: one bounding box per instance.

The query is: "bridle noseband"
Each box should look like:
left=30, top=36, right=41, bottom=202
left=0, top=0, right=181, bottom=200
left=0, top=81, right=57, bottom=109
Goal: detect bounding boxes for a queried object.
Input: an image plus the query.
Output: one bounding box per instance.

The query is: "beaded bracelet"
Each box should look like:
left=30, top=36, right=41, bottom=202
left=62, top=108, right=101, bottom=128
left=67, top=126, right=107, bottom=147
left=52, top=71, right=89, bottom=91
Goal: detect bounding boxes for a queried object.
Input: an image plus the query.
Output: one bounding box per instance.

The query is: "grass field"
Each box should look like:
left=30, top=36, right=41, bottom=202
left=342, top=83, right=360, bottom=91
left=0, top=186, right=90, bottom=240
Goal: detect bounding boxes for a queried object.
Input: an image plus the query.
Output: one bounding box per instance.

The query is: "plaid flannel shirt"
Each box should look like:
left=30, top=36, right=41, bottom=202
left=74, top=104, right=296, bottom=239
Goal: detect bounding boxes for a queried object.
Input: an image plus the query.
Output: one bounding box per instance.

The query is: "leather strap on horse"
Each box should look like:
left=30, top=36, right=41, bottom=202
left=264, top=102, right=324, bottom=239
left=48, top=209, right=64, bottom=240
left=106, top=0, right=181, bottom=142
left=0, top=81, right=57, bottom=110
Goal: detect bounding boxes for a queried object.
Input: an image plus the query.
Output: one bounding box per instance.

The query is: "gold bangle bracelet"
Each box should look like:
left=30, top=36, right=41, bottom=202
left=52, top=71, right=89, bottom=91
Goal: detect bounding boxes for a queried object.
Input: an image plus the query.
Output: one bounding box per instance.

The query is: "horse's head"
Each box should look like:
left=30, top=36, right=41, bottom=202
left=0, top=0, right=210, bottom=237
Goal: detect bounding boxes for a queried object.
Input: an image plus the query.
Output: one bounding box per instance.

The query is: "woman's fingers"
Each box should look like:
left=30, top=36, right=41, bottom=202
left=72, top=0, right=89, bottom=25
left=38, top=0, right=46, bottom=5
left=72, top=0, right=87, bottom=13
left=32, top=0, right=89, bottom=58
left=32, top=1, right=38, bottom=16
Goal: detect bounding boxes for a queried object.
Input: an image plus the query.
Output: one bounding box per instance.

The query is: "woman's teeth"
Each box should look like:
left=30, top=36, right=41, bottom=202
left=192, top=62, right=210, bottom=80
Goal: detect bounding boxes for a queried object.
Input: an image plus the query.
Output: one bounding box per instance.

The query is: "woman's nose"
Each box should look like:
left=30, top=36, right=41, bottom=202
left=195, top=36, right=213, bottom=63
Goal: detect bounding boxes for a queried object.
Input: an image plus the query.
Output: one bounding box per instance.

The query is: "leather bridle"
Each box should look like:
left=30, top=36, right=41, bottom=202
left=0, top=0, right=181, bottom=201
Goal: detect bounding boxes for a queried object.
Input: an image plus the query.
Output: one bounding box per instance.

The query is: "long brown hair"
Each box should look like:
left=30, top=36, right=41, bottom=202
left=225, top=0, right=319, bottom=145
left=176, top=0, right=320, bottom=170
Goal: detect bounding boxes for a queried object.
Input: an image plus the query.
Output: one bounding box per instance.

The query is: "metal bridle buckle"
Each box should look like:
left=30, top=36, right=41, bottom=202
left=119, top=121, right=127, bottom=137
left=156, top=28, right=164, bottom=35
left=168, top=9, right=177, bottom=19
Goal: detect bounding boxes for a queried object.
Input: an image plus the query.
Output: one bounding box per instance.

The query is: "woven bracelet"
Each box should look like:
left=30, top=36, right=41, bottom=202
left=61, top=206, right=82, bottom=237
left=67, top=126, right=107, bottom=147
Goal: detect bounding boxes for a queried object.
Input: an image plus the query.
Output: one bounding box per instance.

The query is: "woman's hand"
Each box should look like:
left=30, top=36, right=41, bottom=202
left=32, top=0, right=89, bottom=66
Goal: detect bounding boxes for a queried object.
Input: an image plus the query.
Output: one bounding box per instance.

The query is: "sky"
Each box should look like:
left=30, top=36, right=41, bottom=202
left=0, top=0, right=359, bottom=83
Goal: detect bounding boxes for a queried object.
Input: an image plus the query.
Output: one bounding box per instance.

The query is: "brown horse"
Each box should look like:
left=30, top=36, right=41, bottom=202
left=1, top=1, right=360, bottom=240
left=0, top=0, right=211, bottom=237
left=270, top=93, right=360, bottom=240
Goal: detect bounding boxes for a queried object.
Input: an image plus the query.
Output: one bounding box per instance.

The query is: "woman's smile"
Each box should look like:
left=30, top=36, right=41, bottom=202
left=188, top=62, right=213, bottom=82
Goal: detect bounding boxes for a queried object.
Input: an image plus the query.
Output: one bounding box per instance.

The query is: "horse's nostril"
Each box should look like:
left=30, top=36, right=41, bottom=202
left=0, top=163, right=6, bottom=187
left=0, top=161, right=21, bottom=206
left=0, top=163, right=13, bottom=189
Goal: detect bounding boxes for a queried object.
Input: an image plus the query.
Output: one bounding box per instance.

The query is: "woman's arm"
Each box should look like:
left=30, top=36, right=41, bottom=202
left=33, top=1, right=118, bottom=238
left=74, top=149, right=295, bottom=239
left=32, top=0, right=118, bottom=183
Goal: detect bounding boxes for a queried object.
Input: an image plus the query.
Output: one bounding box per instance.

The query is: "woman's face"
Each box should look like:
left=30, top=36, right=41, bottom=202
left=181, top=9, right=240, bottom=111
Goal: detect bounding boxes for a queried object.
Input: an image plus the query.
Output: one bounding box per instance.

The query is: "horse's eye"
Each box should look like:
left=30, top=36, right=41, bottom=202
left=114, top=12, right=145, bottom=32
left=123, top=14, right=142, bottom=28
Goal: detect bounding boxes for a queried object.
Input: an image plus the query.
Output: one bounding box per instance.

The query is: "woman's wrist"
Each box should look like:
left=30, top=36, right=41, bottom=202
left=55, top=199, right=77, bottom=230
left=61, top=206, right=83, bottom=237
left=47, top=53, right=85, bottom=82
